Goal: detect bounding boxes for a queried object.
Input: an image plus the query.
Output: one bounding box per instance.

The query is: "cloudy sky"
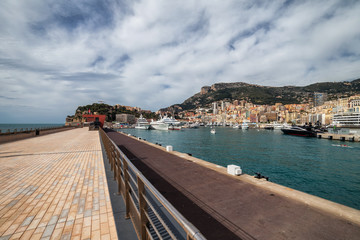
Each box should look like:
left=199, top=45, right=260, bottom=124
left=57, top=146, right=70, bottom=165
left=1, top=0, right=360, bottom=123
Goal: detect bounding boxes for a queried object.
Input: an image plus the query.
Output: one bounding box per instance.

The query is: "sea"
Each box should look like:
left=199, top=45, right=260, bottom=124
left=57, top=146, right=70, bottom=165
left=0, top=123, right=64, bottom=133
left=118, top=127, right=360, bottom=210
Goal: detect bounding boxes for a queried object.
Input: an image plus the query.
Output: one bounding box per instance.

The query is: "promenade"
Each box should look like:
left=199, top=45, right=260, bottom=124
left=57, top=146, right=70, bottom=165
left=106, top=129, right=360, bottom=240
left=0, top=129, right=118, bottom=240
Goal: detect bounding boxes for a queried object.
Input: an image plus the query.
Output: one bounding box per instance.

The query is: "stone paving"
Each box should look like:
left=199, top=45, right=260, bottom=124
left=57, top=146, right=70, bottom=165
left=0, top=128, right=118, bottom=240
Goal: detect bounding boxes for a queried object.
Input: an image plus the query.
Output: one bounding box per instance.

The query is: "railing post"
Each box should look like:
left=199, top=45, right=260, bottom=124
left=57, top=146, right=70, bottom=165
left=138, top=177, right=148, bottom=240
left=117, top=152, right=122, bottom=195
left=109, top=144, right=114, bottom=171
left=113, top=150, right=117, bottom=180
left=124, top=161, right=130, bottom=219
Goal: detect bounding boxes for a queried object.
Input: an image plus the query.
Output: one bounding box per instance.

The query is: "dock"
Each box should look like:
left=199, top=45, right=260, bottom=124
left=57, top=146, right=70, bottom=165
left=104, top=129, right=360, bottom=240
left=0, top=128, right=120, bottom=240
left=317, top=133, right=360, bottom=142
left=1, top=127, right=360, bottom=240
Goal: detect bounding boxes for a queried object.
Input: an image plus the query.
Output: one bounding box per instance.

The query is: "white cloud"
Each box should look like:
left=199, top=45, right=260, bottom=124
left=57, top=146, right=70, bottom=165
left=0, top=0, right=360, bottom=123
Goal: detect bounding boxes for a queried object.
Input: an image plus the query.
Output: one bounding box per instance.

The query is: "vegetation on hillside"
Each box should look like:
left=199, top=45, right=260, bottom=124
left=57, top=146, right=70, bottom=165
left=161, top=78, right=360, bottom=113
left=68, top=103, right=158, bottom=121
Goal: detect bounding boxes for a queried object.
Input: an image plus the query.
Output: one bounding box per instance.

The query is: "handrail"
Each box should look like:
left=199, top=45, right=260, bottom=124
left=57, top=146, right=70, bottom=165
left=99, top=128, right=206, bottom=240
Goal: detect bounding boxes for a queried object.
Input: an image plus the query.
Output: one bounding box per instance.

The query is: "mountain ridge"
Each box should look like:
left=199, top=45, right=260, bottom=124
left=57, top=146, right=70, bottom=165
left=161, top=78, right=360, bottom=113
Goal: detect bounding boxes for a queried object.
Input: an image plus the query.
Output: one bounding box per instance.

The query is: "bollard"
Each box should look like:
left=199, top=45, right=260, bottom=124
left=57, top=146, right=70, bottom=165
left=166, top=145, right=173, bottom=152
left=227, top=165, right=242, bottom=176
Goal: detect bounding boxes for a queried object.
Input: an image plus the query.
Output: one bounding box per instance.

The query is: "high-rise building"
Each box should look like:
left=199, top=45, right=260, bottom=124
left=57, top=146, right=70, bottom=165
left=212, top=102, right=218, bottom=115
left=314, top=92, right=327, bottom=107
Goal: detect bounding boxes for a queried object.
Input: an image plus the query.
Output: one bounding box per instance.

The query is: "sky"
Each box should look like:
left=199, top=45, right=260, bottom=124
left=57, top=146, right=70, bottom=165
left=1, top=0, right=360, bottom=123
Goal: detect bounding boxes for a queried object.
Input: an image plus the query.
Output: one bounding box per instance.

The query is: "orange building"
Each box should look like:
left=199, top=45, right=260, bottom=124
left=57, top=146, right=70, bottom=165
left=82, top=114, right=106, bottom=127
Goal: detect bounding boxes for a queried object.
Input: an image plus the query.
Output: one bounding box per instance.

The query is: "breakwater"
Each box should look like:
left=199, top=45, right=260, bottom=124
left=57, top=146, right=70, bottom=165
left=0, top=125, right=76, bottom=144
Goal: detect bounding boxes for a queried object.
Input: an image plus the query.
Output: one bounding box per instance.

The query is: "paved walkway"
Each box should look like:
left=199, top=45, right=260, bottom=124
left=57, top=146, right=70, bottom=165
left=106, top=130, right=360, bottom=240
left=0, top=128, right=118, bottom=240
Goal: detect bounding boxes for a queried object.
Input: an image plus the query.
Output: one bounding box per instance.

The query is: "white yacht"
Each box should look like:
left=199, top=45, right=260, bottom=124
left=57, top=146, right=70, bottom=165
left=240, top=122, right=249, bottom=130
left=135, top=114, right=150, bottom=130
left=150, top=115, right=182, bottom=130
left=163, top=116, right=182, bottom=130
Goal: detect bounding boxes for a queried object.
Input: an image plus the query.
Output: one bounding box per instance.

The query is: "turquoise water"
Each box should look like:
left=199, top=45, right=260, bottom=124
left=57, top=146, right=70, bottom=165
left=119, top=127, right=360, bottom=210
left=0, top=123, right=64, bottom=133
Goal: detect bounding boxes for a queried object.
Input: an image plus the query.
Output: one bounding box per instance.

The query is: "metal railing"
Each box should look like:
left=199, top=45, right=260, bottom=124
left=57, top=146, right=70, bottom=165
left=99, top=128, right=206, bottom=240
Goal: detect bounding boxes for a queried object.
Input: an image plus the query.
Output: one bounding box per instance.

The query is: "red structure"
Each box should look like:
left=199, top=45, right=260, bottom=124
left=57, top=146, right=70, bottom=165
left=82, top=114, right=106, bottom=127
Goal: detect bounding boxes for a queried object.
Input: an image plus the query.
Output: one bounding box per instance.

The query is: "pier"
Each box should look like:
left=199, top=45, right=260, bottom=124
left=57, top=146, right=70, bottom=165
left=1, top=128, right=360, bottom=240
left=317, top=133, right=360, bottom=142
left=104, top=128, right=360, bottom=240
left=0, top=128, right=122, bottom=240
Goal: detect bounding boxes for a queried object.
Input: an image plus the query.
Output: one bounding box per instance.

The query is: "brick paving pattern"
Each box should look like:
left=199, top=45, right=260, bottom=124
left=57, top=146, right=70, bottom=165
left=0, top=128, right=118, bottom=240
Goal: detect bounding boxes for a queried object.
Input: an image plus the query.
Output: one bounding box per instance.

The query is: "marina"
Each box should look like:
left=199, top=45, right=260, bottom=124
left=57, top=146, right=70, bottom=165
left=105, top=128, right=360, bottom=239
left=1, top=125, right=359, bottom=239
left=118, top=126, right=360, bottom=210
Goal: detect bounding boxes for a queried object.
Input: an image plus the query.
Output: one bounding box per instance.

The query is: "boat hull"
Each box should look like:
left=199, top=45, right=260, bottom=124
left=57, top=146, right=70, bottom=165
left=281, top=128, right=317, bottom=137
left=150, top=123, right=169, bottom=130
left=135, top=124, right=151, bottom=130
left=168, top=125, right=182, bottom=130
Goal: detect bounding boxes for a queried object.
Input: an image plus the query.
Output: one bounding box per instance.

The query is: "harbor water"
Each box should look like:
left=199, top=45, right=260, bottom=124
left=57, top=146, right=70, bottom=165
left=118, top=127, right=360, bottom=210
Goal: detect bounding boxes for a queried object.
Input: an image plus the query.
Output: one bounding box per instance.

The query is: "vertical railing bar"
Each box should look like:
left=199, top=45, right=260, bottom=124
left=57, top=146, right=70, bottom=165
left=143, top=196, right=178, bottom=240
left=128, top=182, right=139, bottom=204
left=116, top=151, right=122, bottom=195
left=145, top=228, right=155, bottom=240
left=138, top=177, right=148, bottom=240
left=144, top=211, right=164, bottom=240
left=112, top=149, right=117, bottom=180
left=124, top=160, right=130, bottom=219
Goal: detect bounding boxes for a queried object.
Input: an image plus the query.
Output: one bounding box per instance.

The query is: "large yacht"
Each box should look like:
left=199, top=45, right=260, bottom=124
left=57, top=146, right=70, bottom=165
left=281, top=125, right=318, bottom=137
left=150, top=115, right=182, bottom=130
left=135, top=114, right=151, bottom=130
left=240, top=122, right=249, bottom=130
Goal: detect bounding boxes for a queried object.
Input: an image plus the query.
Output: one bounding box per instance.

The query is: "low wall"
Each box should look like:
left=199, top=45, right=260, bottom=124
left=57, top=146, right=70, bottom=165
left=0, top=126, right=77, bottom=144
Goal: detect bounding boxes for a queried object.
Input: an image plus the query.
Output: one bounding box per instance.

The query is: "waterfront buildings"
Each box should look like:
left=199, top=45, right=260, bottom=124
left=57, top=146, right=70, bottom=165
left=176, top=94, right=360, bottom=127
left=332, top=113, right=360, bottom=127
left=116, top=114, right=136, bottom=124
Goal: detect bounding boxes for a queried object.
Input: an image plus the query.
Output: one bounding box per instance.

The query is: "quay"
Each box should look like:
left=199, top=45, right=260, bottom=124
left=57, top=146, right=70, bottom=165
left=317, top=133, right=360, bottom=142
left=0, top=128, right=124, bottom=240
left=1, top=127, right=360, bottom=240
left=104, top=129, right=360, bottom=240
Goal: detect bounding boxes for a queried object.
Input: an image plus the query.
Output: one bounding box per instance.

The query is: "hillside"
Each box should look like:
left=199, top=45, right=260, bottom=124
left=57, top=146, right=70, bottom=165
left=68, top=103, right=158, bottom=121
left=162, top=78, right=360, bottom=112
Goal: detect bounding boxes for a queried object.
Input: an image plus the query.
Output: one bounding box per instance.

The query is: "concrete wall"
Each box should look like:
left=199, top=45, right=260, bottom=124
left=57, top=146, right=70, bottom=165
left=0, top=127, right=76, bottom=144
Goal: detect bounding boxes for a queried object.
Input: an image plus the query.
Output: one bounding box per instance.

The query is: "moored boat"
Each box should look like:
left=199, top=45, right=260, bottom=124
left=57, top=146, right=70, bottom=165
left=150, top=115, right=182, bottom=130
left=264, top=124, right=274, bottom=130
left=281, top=125, right=317, bottom=137
left=135, top=114, right=151, bottom=130
left=241, top=122, right=249, bottom=130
